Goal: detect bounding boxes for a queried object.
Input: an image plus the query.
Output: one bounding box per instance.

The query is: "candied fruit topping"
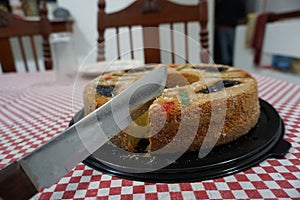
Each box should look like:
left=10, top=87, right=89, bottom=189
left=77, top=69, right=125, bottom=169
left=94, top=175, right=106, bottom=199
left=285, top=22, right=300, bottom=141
left=243, top=72, right=252, bottom=77
left=169, top=64, right=178, bottom=68
left=162, top=101, right=175, bottom=112
left=223, top=80, right=240, bottom=87
left=198, top=80, right=240, bottom=94
left=179, top=89, right=189, bottom=105
left=194, top=66, right=207, bottom=70
left=104, top=76, right=113, bottom=80
left=112, top=73, right=123, bottom=77
left=124, top=66, right=153, bottom=73
left=220, top=69, right=241, bottom=73
left=176, top=65, right=187, bottom=71
left=217, top=67, right=229, bottom=72
left=96, top=85, right=115, bottom=97
left=205, top=67, right=228, bottom=72
left=194, top=66, right=228, bottom=72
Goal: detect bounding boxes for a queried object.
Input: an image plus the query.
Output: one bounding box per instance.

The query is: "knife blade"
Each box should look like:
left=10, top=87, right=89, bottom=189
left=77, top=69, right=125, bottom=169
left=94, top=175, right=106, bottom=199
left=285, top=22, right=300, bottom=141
left=0, top=66, right=167, bottom=200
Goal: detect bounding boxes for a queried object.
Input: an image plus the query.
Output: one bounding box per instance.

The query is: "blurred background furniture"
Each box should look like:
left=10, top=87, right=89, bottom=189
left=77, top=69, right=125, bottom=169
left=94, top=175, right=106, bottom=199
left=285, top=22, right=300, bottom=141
left=234, top=9, right=300, bottom=78
left=97, top=0, right=209, bottom=64
left=0, top=0, right=73, bottom=73
left=251, top=10, right=300, bottom=66
left=0, top=0, right=51, bottom=72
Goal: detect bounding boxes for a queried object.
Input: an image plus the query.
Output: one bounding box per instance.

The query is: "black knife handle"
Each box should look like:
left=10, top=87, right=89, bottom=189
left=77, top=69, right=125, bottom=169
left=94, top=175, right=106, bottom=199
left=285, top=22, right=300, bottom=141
left=0, top=161, right=38, bottom=200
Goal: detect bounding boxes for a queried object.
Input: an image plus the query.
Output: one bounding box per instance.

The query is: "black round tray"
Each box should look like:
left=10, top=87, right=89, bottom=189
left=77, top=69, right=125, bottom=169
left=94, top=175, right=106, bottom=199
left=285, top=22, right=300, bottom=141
left=70, top=99, right=291, bottom=183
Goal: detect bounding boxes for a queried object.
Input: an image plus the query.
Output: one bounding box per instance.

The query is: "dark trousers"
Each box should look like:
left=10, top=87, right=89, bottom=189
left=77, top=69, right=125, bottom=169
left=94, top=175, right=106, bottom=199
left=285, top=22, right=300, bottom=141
left=217, top=27, right=235, bottom=66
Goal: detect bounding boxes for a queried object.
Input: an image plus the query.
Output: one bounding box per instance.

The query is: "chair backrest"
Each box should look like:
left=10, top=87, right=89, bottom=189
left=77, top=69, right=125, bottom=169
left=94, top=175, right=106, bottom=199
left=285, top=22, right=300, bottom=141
left=0, top=0, right=52, bottom=73
left=97, top=0, right=209, bottom=64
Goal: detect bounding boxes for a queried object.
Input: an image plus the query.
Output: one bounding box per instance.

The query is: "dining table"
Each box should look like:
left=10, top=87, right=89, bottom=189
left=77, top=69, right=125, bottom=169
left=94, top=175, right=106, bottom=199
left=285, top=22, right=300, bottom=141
left=0, top=70, right=299, bottom=199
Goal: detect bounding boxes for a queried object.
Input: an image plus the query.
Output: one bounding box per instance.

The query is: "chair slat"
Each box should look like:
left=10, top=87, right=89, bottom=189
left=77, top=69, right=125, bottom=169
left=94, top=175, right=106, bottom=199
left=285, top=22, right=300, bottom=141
left=184, top=22, right=188, bottom=63
left=170, top=23, right=175, bottom=63
left=97, top=0, right=105, bottom=62
left=116, top=27, right=120, bottom=59
left=97, top=28, right=105, bottom=61
left=17, top=37, right=29, bottom=72
left=200, top=27, right=209, bottom=63
left=129, top=26, right=134, bottom=59
left=142, top=26, right=161, bottom=63
left=30, top=36, right=39, bottom=71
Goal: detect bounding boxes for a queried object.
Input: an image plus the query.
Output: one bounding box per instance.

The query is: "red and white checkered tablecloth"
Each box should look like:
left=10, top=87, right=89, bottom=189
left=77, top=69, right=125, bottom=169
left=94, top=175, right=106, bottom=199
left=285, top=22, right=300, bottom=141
left=0, top=71, right=299, bottom=199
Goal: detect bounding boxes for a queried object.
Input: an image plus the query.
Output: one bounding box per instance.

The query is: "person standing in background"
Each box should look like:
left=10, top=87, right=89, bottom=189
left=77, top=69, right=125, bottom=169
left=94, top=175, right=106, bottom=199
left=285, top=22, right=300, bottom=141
left=215, top=0, right=246, bottom=66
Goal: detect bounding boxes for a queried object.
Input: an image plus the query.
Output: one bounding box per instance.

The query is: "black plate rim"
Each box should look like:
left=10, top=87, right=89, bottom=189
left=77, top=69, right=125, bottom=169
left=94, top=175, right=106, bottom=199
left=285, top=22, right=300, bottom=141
left=69, top=99, right=291, bottom=182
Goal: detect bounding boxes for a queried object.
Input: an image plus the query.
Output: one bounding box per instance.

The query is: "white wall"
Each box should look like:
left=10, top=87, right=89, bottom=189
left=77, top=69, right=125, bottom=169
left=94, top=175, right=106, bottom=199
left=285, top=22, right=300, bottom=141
left=57, top=0, right=215, bottom=65
left=57, top=0, right=98, bottom=64
left=264, top=0, right=300, bottom=13
left=247, top=0, right=300, bottom=13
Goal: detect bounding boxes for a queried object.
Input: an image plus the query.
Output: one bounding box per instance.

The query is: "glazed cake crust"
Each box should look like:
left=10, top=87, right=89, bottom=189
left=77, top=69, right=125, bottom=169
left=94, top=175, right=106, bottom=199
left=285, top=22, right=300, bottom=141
left=83, top=64, right=260, bottom=153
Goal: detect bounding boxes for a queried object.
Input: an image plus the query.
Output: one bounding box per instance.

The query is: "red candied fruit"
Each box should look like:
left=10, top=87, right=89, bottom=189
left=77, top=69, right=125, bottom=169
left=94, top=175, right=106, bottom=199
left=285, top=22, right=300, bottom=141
left=243, top=72, right=251, bottom=77
left=169, top=64, right=177, bottom=68
left=161, top=101, right=174, bottom=112
left=104, top=76, right=113, bottom=80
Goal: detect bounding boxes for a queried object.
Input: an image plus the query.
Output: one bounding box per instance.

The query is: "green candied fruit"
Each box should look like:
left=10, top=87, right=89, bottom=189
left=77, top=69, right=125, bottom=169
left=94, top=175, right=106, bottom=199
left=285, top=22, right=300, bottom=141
left=112, top=73, right=123, bottom=76
left=220, top=69, right=241, bottom=73
left=179, top=89, right=189, bottom=105
left=176, top=65, right=187, bottom=71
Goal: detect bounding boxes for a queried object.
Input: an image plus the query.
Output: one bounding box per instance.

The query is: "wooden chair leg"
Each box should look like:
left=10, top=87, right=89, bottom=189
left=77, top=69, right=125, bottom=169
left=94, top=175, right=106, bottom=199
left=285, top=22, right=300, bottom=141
left=0, top=38, right=16, bottom=72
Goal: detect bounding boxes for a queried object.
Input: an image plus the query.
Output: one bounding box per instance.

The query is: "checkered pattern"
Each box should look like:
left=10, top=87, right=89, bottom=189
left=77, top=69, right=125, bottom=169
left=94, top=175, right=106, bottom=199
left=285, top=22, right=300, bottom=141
left=0, top=72, right=299, bottom=199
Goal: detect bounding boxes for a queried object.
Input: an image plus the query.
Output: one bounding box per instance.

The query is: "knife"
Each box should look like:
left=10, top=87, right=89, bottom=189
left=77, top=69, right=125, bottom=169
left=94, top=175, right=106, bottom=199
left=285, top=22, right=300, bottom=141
left=0, top=66, right=167, bottom=200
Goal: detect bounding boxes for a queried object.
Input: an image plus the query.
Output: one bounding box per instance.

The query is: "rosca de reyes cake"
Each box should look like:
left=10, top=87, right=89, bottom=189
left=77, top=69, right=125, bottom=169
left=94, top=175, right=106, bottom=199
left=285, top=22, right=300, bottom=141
left=83, top=64, right=260, bottom=153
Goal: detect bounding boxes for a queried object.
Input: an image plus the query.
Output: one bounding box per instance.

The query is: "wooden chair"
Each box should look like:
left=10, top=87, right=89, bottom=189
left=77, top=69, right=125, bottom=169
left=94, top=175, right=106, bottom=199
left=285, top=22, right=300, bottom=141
left=0, top=0, right=52, bottom=73
left=97, top=0, right=209, bottom=64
